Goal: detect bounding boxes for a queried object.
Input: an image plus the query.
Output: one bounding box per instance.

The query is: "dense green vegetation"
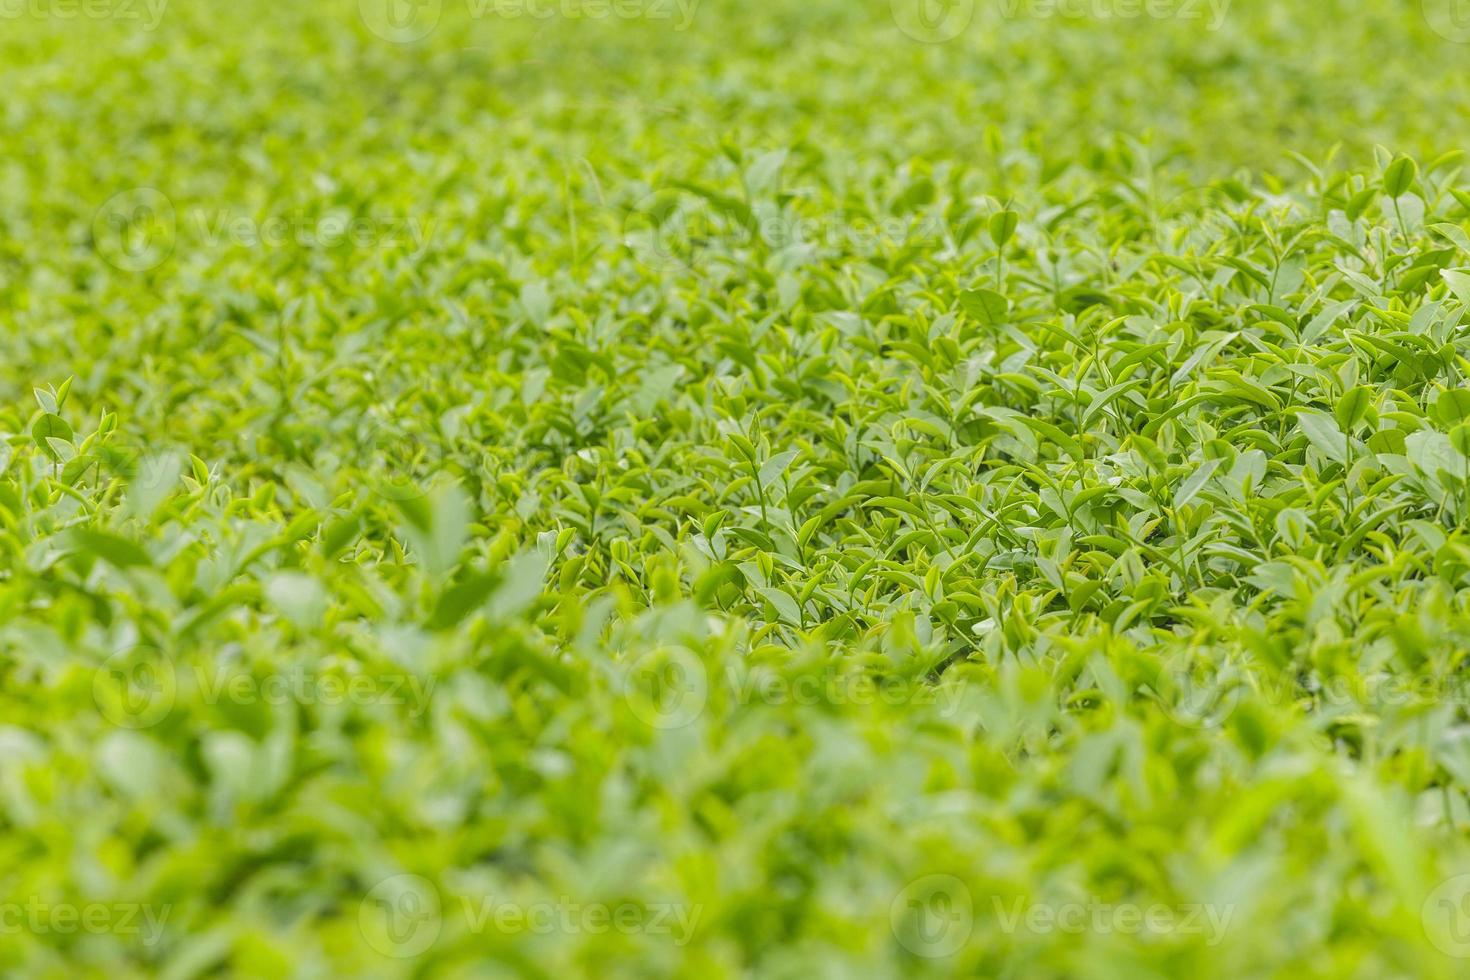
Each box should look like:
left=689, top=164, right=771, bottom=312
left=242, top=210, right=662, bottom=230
left=4, top=1, right=1470, bottom=976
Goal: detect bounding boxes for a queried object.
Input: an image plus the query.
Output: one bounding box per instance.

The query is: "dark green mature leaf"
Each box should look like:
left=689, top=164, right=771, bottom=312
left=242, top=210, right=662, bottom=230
left=1335, top=386, right=1374, bottom=431
left=1383, top=156, right=1418, bottom=198
left=959, top=288, right=1009, bottom=325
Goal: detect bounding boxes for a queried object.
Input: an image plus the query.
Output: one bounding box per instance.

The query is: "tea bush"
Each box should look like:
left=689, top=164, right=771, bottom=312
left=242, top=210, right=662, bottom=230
left=3, top=1, right=1470, bottom=977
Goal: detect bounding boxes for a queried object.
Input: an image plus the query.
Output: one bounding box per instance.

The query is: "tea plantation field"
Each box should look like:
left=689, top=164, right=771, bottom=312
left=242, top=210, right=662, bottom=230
left=3, top=1, right=1470, bottom=976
